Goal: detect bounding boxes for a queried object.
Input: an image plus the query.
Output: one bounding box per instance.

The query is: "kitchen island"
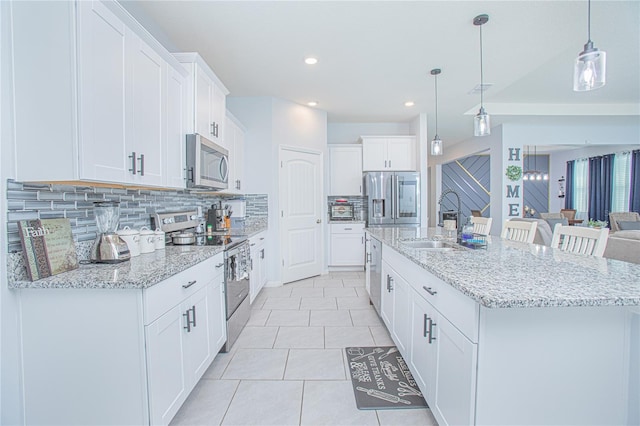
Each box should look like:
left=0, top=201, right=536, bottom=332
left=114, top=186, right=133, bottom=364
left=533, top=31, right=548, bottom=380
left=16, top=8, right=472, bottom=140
left=366, top=227, right=639, bottom=426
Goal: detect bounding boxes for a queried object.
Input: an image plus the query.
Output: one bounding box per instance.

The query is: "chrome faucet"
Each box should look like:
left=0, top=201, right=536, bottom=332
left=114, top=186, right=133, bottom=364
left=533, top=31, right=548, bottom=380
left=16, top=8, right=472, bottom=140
left=438, top=188, right=462, bottom=232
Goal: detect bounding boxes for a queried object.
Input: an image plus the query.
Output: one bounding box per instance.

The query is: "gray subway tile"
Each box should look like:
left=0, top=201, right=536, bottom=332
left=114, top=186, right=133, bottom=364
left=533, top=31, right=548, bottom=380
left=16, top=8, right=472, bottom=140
left=8, top=211, right=39, bottom=221
left=39, top=211, right=65, bottom=219
left=63, top=193, right=87, bottom=202
left=37, top=192, right=65, bottom=201
left=7, top=200, right=25, bottom=210
left=25, top=201, right=53, bottom=210
left=53, top=202, right=77, bottom=210
left=7, top=190, right=37, bottom=200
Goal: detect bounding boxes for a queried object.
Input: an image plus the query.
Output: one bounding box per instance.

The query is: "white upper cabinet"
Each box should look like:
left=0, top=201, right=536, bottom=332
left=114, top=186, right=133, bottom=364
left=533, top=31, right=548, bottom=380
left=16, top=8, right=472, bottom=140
left=360, top=136, right=416, bottom=171
left=174, top=53, right=229, bottom=146
left=77, top=0, right=129, bottom=183
left=223, top=112, right=246, bottom=194
left=164, top=67, right=187, bottom=188
left=12, top=0, right=189, bottom=187
left=329, top=145, right=363, bottom=196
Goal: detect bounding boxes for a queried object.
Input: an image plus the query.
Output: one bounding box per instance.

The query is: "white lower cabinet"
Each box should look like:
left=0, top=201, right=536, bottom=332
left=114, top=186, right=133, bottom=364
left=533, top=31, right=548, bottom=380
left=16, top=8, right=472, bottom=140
left=18, top=253, right=226, bottom=426
left=329, top=223, right=365, bottom=267
left=249, top=231, right=268, bottom=303
left=381, top=245, right=477, bottom=426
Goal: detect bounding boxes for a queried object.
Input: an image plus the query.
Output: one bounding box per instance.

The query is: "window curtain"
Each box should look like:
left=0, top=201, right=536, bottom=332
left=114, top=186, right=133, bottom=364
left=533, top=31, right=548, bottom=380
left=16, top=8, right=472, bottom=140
left=587, top=155, right=613, bottom=222
left=565, top=160, right=574, bottom=209
left=612, top=152, right=631, bottom=213
left=631, top=149, right=640, bottom=213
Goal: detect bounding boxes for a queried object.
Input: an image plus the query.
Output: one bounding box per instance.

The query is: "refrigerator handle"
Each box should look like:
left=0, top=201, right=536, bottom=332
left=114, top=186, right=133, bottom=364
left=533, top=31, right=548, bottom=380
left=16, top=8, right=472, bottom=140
left=390, top=174, right=396, bottom=220
left=395, top=175, right=401, bottom=219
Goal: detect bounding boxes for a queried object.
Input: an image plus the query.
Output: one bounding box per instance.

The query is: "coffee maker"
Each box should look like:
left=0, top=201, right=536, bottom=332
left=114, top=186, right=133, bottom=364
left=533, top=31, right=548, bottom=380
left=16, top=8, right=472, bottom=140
left=90, top=201, right=131, bottom=263
left=207, top=205, right=229, bottom=232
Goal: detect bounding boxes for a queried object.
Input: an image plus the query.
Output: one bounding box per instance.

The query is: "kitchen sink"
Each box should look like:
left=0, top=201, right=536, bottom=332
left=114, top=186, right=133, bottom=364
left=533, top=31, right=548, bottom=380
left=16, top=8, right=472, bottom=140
left=399, top=239, right=458, bottom=250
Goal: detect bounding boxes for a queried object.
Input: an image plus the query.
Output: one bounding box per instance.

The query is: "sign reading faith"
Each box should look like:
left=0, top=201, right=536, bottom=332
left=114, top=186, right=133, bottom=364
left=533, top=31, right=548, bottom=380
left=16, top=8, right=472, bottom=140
left=505, top=147, right=522, bottom=217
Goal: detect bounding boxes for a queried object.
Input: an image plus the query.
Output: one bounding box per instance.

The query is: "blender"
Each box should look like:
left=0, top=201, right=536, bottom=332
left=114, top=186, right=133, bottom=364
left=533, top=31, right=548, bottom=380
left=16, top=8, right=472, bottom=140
left=90, top=201, right=131, bottom=263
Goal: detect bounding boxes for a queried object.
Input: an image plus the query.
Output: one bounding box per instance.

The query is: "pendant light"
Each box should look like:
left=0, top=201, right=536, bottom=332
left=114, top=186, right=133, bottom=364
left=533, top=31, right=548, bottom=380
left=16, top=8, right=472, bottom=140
left=573, top=0, right=606, bottom=91
left=473, top=14, right=490, bottom=137
left=523, top=146, right=549, bottom=181
left=430, top=68, right=443, bottom=156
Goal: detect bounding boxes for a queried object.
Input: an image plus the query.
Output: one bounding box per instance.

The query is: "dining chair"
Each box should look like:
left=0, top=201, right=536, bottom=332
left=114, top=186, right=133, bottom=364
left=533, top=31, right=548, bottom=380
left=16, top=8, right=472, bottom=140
left=471, top=210, right=482, bottom=217
left=501, top=220, right=537, bottom=243
left=471, top=216, right=492, bottom=236
left=560, top=209, right=576, bottom=221
left=550, top=224, right=609, bottom=257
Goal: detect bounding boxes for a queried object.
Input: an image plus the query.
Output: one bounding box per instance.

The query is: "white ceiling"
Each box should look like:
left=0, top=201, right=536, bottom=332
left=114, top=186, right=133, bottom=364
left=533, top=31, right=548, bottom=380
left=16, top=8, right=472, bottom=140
left=121, top=1, right=640, bottom=147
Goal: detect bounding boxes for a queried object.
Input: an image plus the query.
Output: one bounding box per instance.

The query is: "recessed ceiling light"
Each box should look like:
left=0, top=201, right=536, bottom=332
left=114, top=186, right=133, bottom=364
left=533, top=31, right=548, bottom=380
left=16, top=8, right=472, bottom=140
left=405, top=101, right=415, bottom=107
left=307, top=101, right=318, bottom=107
left=304, top=57, right=318, bottom=65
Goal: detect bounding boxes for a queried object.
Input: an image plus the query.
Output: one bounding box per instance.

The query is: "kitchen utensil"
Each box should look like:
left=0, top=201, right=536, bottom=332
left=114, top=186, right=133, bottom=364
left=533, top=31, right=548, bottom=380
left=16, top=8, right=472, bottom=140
left=355, top=387, right=411, bottom=405
left=139, top=227, right=156, bottom=253
left=378, top=347, right=399, bottom=359
left=90, top=201, right=131, bottom=263
left=172, top=232, right=196, bottom=245
left=352, top=347, right=384, bottom=361
left=116, top=226, right=140, bottom=257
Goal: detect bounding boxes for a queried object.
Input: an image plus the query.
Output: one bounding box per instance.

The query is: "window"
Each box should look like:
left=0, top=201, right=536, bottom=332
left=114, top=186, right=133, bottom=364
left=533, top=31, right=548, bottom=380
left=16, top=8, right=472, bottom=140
left=573, top=159, right=588, bottom=220
left=612, top=152, right=631, bottom=212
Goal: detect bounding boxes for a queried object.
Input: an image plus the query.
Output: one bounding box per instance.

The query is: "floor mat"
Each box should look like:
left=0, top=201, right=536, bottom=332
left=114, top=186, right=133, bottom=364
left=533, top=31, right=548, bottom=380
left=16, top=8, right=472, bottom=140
left=345, top=346, right=428, bottom=410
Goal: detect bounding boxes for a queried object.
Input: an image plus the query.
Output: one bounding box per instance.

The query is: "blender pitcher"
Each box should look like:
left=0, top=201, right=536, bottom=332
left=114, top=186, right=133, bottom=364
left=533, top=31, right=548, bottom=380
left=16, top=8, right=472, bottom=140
left=90, top=201, right=131, bottom=263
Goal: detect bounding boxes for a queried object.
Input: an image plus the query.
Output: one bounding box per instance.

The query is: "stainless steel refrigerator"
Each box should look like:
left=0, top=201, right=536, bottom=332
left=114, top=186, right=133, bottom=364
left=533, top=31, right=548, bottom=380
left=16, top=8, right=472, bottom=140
left=363, top=172, right=420, bottom=227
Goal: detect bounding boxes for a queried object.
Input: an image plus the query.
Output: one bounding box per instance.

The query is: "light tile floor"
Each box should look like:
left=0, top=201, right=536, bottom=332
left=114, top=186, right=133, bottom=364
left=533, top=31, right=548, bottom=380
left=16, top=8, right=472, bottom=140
left=170, top=272, right=437, bottom=426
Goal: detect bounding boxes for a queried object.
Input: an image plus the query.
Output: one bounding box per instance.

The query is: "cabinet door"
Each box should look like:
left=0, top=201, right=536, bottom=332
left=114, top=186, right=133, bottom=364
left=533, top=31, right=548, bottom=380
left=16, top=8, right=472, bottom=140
left=329, top=146, right=363, bottom=195
left=391, top=271, right=411, bottom=354
left=249, top=243, right=260, bottom=304
left=362, top=138, right=387, bottom=171
left=433, top=314, right=478, bottom=426
left=380, top=262, right=393, bottom=328
left=145, top=305, right=187, bottom=426
left=182, top=286, right=212, bottom=386
left=77, top=0, right=128, bottom=183
left=165, top=66, right=186, bottom=188
left=329, top=233, right=365, bottom=266
left=129, top=35, right=164, bottom=185
left=410, top=292, right=438, bottom=404
left=195, top=68, right=213, bottom=138
left=258, top=243, right=267, bottom=288
left=210, top=83, right=226, bottom=142
left=208, top=275, right=227, bottom=353
left=387, top=137, right=415, bottom=171
left=364, top=236, right=371, bottom=295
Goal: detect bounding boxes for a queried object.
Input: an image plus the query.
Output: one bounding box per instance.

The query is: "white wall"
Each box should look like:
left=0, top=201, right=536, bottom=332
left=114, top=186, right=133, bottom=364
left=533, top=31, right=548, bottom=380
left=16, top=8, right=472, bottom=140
left=1, top=1, right=24, bottom=423
left=327, top=122, right=412, bottom=144
left=410, top=114, right=429, bottom=226
left=227, top=96, right=327, bottom=284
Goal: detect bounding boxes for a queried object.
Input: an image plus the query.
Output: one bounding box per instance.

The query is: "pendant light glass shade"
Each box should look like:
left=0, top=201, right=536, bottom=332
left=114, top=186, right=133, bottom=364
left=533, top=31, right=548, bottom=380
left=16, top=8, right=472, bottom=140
left=430, top=68, right=443, bottom=156
left=574, top=43, right=606, bottom=91
left=431, top=137, right=443, bottom=156
left=474, top=107, right=490, bottom=137
left=473, top=14, right=490, bottom=137
left=573, top=0, right=606, bottom=91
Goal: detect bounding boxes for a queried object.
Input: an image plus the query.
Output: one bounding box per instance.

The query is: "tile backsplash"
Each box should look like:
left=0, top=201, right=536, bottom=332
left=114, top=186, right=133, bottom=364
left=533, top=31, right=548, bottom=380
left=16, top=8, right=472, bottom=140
left=6, top=180, right=267, bottom=253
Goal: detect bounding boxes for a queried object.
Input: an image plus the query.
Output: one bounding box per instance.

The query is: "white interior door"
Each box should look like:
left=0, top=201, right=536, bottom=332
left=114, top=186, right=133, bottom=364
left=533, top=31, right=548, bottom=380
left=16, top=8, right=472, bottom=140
left=280, top=147, right=323, bottom=284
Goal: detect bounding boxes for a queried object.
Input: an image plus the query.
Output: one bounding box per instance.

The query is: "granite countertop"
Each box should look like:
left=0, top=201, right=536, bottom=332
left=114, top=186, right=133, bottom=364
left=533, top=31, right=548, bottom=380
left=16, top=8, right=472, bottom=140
left=328, top=220, right=367, bottom=224
left=8, top=221, right=269, bottom=290
left=366, top=227, right=640, bottom=309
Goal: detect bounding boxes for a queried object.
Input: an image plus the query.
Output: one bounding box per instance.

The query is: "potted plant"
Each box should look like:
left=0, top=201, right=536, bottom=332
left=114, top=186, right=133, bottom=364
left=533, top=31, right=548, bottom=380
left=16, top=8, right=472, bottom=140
left=587, top=219, right=608, bottom=228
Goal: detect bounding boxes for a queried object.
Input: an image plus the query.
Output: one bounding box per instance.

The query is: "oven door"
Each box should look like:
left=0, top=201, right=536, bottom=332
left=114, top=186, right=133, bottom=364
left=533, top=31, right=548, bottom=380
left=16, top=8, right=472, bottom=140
left=225, top=244, right=250, bottom=318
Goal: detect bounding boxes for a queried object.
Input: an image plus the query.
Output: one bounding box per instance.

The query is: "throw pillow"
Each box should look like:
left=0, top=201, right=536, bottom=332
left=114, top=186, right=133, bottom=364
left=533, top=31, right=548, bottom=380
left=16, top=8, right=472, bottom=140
left=546, top=217, right=568, bottom=231
left=615, top=230, right=640, bottom=240
left=618, top=220, right=640, bottom=231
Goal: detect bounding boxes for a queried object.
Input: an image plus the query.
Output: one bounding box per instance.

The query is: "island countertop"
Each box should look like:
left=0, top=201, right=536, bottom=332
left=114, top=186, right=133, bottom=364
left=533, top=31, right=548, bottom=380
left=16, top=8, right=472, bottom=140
left=366, top=227, right=640, bottom=309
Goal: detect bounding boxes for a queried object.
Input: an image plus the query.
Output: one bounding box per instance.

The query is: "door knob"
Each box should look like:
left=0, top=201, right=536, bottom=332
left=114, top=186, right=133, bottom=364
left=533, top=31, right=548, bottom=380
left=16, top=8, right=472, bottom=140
left=316, top=219, right=322, bottom=224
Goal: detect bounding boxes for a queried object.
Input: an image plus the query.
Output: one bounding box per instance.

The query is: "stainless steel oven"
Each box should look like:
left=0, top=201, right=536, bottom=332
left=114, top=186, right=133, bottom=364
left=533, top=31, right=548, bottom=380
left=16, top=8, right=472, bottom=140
left=222, top=239, right=250, bottom=352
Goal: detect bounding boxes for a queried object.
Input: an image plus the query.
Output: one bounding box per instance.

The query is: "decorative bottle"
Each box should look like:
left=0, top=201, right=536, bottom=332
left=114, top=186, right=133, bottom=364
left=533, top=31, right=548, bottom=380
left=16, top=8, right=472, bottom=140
left=461, top=217, right=474, bottom=243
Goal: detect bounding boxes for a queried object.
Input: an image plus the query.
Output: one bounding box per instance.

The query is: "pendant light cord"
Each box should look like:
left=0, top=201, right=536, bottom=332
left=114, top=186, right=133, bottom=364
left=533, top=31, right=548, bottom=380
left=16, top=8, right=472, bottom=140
left=434, top=73, right=439, bottom=135
left=587, top=0, right=592, bottom=42
left=479, top=24, right=484, bottom=108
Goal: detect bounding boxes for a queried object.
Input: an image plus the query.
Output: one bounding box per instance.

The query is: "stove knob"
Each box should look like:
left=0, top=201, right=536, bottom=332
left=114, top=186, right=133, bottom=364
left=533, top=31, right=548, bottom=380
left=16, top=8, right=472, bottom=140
left=163, top=218, right=173, bottom=224
left=190, top=215, right=197, bottom=220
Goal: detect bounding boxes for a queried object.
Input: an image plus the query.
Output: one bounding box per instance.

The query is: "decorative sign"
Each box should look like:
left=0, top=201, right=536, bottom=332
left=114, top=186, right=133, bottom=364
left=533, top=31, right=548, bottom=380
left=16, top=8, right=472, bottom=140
left=505, top=147, right=522, bottom=217
left=18, top=219, right=79, bottom=281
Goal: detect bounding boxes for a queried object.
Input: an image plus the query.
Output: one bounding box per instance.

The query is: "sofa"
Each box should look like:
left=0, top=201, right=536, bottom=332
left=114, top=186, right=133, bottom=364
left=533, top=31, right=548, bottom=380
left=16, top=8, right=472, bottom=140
left=608, top=212, right=640, bottom=232
left=510, top=218, right=553, bottom=246
left=603, top=230, right=640, bottom=264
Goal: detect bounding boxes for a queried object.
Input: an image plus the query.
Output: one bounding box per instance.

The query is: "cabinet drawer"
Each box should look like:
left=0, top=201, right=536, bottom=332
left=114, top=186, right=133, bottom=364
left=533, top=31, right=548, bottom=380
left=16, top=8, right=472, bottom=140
left=384, top=245, right=479, bottom=342
left=331, top=223, right=365, bottom=234
left=144, top=255, right=224, bottom=324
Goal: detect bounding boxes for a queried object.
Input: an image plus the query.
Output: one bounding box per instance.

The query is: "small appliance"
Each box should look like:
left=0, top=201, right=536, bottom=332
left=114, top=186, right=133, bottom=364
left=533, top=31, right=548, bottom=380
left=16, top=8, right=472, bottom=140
left=90, top=202, right=131, bottom=263
left=207, top=202, right=230, bottom=232
left=186, top=133, right=229, bottom=190
left=329, top=201, right=355, bottom=221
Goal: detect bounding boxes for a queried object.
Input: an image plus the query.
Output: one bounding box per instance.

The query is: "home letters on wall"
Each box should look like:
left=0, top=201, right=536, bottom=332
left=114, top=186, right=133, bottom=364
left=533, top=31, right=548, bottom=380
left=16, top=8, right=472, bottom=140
left=505, top=147, right=522, bottom=217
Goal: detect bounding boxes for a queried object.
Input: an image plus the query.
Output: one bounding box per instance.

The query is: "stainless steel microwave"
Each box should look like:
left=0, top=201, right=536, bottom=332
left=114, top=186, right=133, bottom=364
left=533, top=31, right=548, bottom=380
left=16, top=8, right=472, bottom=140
left=186, top=134, right=229, bottom=190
